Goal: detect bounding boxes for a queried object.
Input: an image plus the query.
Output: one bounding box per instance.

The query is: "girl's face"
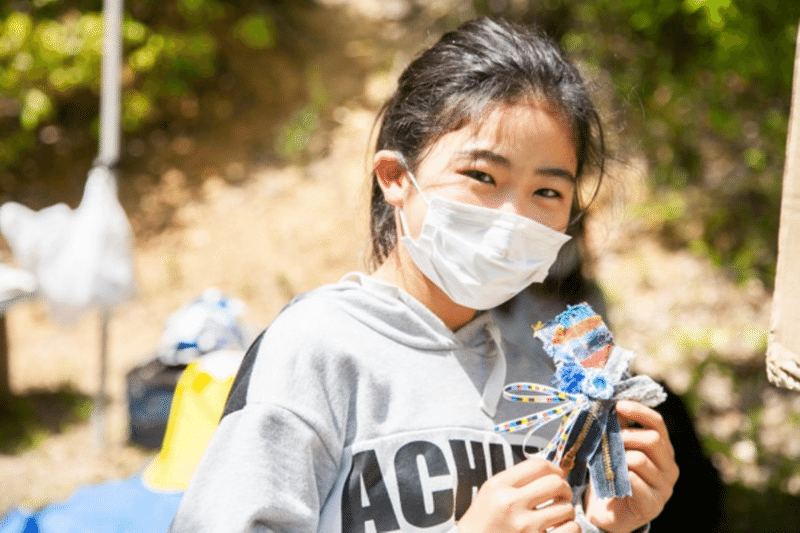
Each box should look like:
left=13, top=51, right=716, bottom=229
left=383, top=100, right=578, bottom=239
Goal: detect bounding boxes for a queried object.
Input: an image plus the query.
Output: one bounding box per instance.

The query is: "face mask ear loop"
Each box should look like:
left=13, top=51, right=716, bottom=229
left=398, top=208, right=413, bottom=239
left=395, top=152, right=429, bottom=205
left=395, top=152, right=429, bottom=239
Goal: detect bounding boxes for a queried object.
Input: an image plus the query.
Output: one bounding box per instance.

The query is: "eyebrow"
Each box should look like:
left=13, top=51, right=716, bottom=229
left=456, top=148, right=511, bottom=168
left=538, top=167, right=577, bottom=184
left=456, top=148, right=577, bottom=183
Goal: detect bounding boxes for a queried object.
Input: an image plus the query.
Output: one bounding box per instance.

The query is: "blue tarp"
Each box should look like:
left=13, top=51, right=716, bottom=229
left=0, top=475, right=182, bottom=533
left=0, top=298, right=245, bottom=533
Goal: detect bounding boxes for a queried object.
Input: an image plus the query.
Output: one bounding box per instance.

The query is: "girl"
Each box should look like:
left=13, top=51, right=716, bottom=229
left=170, top=17, right=678, bottom=533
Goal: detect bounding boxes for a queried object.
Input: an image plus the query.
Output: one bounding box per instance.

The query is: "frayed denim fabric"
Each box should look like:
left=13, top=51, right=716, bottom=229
left=495, top=303, right=666, bottom=499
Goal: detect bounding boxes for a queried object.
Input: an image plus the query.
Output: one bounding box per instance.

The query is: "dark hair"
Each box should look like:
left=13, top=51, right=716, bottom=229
left=368, top=17, right=606, bottom=268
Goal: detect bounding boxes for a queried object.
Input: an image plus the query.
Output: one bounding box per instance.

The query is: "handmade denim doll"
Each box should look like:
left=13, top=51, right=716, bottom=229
left=495, top=303, right=666, bottom=499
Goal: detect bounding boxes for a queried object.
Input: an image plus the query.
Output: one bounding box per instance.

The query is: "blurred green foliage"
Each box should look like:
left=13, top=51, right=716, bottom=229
left=477, top=0, right=799, bottom=289
left=2, top=0, right=797, bottom=291
left=274, top=66, right=327, bottom=160
left=234, top=13, right=278, bottom=49
left=0, top=0, right=283, bottom=172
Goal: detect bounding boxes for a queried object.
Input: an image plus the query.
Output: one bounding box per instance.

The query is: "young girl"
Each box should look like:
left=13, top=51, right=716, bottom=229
left=170, top=18, right=678, bottom=533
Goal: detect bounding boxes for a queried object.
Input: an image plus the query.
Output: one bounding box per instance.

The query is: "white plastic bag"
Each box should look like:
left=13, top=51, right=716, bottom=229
left=0, top=166, right=136, bottom=322
left=0, top=264, right=37, bottom=312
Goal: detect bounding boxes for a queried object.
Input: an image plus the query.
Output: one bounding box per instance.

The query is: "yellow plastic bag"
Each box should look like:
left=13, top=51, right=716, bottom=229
left=143, top=348, right=243, bottom=491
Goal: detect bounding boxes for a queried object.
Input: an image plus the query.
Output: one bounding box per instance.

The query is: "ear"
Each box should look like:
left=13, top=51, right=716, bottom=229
left=374, top=150, right=408, bottom=207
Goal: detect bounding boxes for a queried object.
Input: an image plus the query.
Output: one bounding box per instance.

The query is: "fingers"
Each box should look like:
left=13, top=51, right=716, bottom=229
left=625, top=448, right=663, bottom=488
left=616, top=400, right=670, bottom=440
left=625, top=436, right=679, bottom=489
left=617, top=401, right=678, bottom=481
left=459, top=457, right=577, bottom=533
left=516, top=468, right=574, bottom=509
left=549, top=521, right=581, bottom=533
left=624, top=464, right=671, bottom=521
left=521, top=499, right=577, bottom=532
left=516, top=483, right=575, bottom=533
left=625, top=447, right=679, bottom=513
left=479, top=458, right=571, bottom=512
left=617, top=400, right=680, bottom=519
left=512, top=462, right=575, bottom=532
left=492, top=456, right=567, bottom=487
left=583, top=402, right=681, bottom=532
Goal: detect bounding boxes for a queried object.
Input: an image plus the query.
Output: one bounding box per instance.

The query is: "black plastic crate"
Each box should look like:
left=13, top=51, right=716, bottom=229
left=126, top=357, right=186, bottom=449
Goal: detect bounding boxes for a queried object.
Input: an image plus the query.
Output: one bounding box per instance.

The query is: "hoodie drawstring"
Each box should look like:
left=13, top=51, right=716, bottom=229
left=479, top=321, right=507, bottom=418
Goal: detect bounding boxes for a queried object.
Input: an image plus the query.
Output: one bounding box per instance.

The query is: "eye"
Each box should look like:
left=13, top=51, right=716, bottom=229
left=462, top=170, right=496, bottom=185
left=535, top=188, right=563, bottom=199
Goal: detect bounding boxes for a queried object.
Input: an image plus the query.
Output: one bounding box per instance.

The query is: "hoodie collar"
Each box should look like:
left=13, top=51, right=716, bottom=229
left=340, top=272, right=508, bottom=417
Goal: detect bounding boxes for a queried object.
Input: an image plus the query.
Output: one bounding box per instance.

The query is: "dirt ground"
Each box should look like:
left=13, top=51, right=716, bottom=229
left=0, top=0, right=795, bottom=518
left=0, top=101, right=384, bottom=512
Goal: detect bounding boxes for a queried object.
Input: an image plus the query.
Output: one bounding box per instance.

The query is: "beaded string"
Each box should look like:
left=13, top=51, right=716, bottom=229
left=538, top=406, right=582, bottom=465
left=493, top=382, right=590, bottom=462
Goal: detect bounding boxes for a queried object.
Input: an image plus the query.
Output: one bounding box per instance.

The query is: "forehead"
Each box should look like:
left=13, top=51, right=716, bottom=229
left=423, top=101, right=577, bottom=164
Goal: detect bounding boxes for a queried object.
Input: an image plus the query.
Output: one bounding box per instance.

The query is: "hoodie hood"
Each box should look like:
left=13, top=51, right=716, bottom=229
left=323, top=272, right=486, bottom=352
left=321, top=272, right=507, bottom=416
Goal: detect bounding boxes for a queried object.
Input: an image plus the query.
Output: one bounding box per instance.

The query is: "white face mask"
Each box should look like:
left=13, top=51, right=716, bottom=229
left=397, top=160, right=571, bottom=310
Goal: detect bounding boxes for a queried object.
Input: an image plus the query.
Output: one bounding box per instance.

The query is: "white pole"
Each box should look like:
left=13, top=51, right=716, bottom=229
left=92, top=0, right=124, bottom=449
left=98, top=0, right=123, bottom=168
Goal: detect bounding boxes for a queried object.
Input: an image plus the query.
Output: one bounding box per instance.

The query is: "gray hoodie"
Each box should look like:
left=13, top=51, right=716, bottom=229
left=170, top=272, right=599, bottom=533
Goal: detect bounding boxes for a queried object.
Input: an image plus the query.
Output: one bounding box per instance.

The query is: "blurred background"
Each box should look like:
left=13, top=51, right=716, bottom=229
left=0, top=0, right=798, bottom=531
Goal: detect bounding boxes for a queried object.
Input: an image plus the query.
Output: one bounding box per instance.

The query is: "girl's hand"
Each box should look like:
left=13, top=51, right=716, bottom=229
left=584, top=400, right=679, bottom=533
left=458, top=456, right=579, bottom=533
